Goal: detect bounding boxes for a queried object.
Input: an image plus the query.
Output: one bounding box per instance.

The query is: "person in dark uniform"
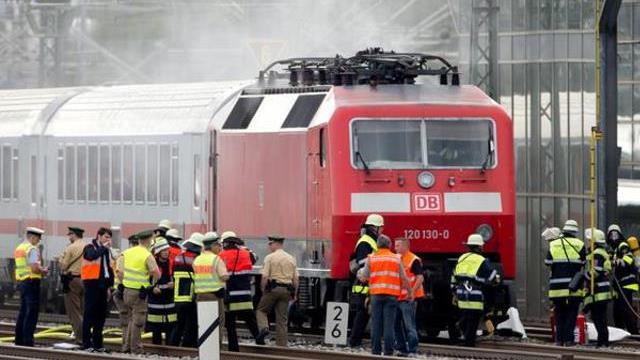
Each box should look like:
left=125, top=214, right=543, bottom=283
left=543, top=226, right=585, bottom=346
left=348, top=213, right=383, bottom=348
left=451, top=234, right=498, bottom=347
left=146, top=237, right=176, bottom=345
left=613, top=237, right=639, bottom=334
left=584, top=229, right=612, bottom=347
left=219, top=231, right=260, bottom=351
left=169, top=232, right=203, bottom=348
left=14, top=227, right=48, bottom=347
left=80, top=227, right=114, bottom=352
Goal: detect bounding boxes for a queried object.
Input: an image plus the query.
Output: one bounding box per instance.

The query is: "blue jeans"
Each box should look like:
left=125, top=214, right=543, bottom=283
left=370, top=295, right=398, bottom=355
left=394, top=301, right=418, bottom=354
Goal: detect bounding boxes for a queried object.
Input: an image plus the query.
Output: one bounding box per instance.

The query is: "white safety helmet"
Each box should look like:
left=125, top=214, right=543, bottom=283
left=542, top=227, right=562, bottom=241
left=165, top=228, right=182, bottom=240
left=585, top=228, right=606, bottom=245
left=25, top=227, right=45, bottom=236
left=203, top=231, right=220, bottom=242
left=157, top=219, right=172, bottom=230
left=466, top=234, right=484, bottom=247
left=185, top=232, right=204, bottom=249
left=365, top=214, right=384, bottom=227
left=221, top=231, right=237, bottom=242
left=562, top=220, right=579, bottom=235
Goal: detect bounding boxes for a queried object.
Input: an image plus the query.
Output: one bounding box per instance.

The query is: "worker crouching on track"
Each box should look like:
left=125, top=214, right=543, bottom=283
left=349, top=213, right=383, bottom=348
left=14, top=227, right=47, bottom=347
left=394, top=237, right=425, bottom=357
left=170, top=232, right=203, bottom=347
left=256, top=236, right=298, bottom=347
left=357, top=235, right=410, bottom=356
left=219, top=231, right=261, bottom=351
left=584, top=228, right=612, bottom=348
left=451, top=234, right=498, bottom=347
left=58, top=226, right=86, bottom=344
left=146, top=237, right=176, bottom=345
left=193, top=232, right=229, bottom=346
left=117, top=230, right=161, bottom=354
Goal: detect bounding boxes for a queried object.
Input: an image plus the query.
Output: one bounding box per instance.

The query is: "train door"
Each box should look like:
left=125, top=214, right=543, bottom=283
left=208, top=129, right=217, bottom=230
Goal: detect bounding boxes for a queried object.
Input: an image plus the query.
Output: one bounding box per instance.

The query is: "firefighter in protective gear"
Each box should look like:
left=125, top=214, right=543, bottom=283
left=612, top=236, right=639, bottom=334
left=584, top=228, right=611, bottom=347
left=349, top=213, right=383, bottom=347
left=562, top=220, right=580, bottom=238
left=357, top=235, right=410, bottom=356
left=146, top=238, right=176, bottom=344
left=116, top=230, right=160, bottom=354
left=193, top=233, right=229, bottom=346
left=544, top=226, right=585, bottom=346
left=14, top=227, right=47, bottom=347
left=606, top=224, right=623, bottom=253
left=219, top=231, right=260, bottom=351
left=169, top=232, right=203, bottom=347
left=155, top=219, right=172, bottom=237
left=451, top=234, right=498, bottom=347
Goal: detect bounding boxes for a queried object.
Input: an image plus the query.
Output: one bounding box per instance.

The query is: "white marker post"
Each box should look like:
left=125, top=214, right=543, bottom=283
left=197, top=300, right=220, bottom=360
left=324, top=301, right=349, bottom=345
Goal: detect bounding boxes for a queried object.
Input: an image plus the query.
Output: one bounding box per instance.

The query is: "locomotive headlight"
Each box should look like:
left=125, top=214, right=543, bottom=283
left=417, top=171, right=435, bottom=189
left=476, top=224, right=494, bottom=242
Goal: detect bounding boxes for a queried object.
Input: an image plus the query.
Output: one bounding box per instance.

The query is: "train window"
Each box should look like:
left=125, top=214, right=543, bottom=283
left=425, top=120, right=494, bottom=167
left=223, top=97, right=263, bottom=129
left=2, top=146, right=10, bottom=199
left=88, top=145, right=98, bottom=202
left=31, top=155, right=36, bottom=204
left=351, top=119, right=495, bottom=169
left=65, top=145, right=76, bottom=201
left=352, top=120, right=423, bottom=169
left=159, top=145, right=170, bottom=205
left=193, top=154, right=201, bottom=208
left=147, top=144, right=158, bottom=204
left=171, top=145, right=179, bottom=206
left=58, top=148, right=64, bottom=201
left=123, top=145, right=133, bottom=202
left=12, top=149, right=18, bottom=200
left=319, top=128, right=326, bottom=167
left=112, top=146, right=122, bottom=203
left=282, top=94, right=325, bottom=128
left=135, top=145, right=146, bottom=203
left=77, top=146, right=87, bottom=202
left=99, top=145, right=110, bottom=202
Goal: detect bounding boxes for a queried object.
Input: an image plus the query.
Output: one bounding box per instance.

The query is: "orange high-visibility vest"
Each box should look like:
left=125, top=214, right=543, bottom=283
left=368, top=249, right=402, bottom=297
left=399, top=252, right=425, bottom=301
left=81, top=243, right=101, bottom=280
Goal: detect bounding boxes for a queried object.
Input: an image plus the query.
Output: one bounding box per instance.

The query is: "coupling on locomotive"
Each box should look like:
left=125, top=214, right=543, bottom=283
left=2, top=48, right=515, bottom=350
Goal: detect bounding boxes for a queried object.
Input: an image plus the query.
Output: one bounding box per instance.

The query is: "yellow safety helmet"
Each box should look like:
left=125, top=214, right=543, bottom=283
left=365, top=214, right=384, bottom=227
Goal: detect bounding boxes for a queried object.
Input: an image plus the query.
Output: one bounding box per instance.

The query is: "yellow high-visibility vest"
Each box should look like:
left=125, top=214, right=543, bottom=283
left=14, top=242, right=41, bottom=281
left=193, top=252, right=224, bottom=294
left=122, top=246, right=151, bottom=289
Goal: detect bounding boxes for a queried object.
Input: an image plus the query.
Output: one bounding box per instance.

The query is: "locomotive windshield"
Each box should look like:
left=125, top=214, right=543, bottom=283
left=351, top=119, right=495, bottom=169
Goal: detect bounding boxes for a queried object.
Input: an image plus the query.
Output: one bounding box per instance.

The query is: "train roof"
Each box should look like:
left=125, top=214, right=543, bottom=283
left=45, top=81, right=248, bottom=136
left=0, top=81, right=502, bottom=137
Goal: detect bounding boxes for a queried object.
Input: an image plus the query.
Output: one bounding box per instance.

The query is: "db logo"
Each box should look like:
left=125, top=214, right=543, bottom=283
left=413, top=193, right=442, bottom=212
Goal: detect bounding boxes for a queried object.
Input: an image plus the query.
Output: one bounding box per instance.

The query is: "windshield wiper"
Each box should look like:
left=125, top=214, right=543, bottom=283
left=355, top=151, right=371, bottom=175
left=481, top=124, right=495, bottom=173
